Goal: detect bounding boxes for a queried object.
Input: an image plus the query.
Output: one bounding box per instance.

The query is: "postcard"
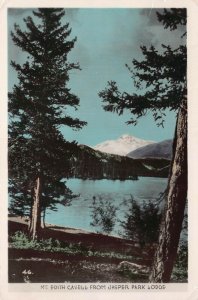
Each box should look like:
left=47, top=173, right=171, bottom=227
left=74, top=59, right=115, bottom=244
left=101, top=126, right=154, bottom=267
left=0, top=0, right=198, bottom=299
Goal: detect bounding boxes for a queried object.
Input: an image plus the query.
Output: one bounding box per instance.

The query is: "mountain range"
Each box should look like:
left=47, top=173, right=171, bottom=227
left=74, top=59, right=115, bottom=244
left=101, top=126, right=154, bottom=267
left=92, top=134, right=154, bottom=156
left=127, top=139, right=173, bottom=159
left=92, top=134, right=173, bottom=159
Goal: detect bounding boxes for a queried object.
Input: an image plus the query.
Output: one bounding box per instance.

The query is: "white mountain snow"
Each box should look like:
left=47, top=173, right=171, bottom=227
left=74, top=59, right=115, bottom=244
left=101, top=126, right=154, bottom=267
left=92, top=134, right=155, bottom=156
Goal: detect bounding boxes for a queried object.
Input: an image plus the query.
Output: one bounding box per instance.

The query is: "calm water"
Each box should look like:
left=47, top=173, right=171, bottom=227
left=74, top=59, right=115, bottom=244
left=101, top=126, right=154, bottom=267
left=46, top=177, right=167, bottom=236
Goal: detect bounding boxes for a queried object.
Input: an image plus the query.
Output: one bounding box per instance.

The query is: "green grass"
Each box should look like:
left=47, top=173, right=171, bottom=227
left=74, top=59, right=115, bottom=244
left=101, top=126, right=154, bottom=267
left=9, top=231, right=138, bottom=261
left=10, top=231, right=187, bottom=282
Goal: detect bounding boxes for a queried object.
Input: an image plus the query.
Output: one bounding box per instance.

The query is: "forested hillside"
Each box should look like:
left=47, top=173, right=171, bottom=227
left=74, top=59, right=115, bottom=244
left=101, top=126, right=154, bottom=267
left=67, top=144, right=170, bottom=180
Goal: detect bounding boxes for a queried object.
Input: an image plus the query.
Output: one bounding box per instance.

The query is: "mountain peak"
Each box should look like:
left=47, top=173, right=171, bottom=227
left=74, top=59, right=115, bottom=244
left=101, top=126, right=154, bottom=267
left=92, top=134, right=155, bottom=156
left=127, top=139, right=173, bottom=159
left=119, top=134, right=131, bottom=139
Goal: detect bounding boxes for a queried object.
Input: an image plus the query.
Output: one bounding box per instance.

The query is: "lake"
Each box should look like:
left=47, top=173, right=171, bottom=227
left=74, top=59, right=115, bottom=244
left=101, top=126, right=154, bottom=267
left=45, top=177, right=167, bottom=237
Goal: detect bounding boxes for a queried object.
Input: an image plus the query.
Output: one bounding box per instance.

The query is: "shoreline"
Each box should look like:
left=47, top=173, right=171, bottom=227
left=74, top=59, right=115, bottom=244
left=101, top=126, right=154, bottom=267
left=9, top=216, right=152, bottom=257
left=8, top=215, right=93, bottom=235
left=8, top=215, right=127, bottom=240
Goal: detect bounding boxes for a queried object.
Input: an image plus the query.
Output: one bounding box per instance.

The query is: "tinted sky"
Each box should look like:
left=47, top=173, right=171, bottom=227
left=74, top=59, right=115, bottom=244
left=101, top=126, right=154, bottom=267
left=8, top=8, right=185, bottom=146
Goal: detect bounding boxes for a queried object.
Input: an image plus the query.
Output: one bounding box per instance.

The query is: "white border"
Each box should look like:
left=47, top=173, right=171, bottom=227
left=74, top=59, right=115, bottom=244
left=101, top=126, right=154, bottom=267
left=1, top=0, right=198, bottom=299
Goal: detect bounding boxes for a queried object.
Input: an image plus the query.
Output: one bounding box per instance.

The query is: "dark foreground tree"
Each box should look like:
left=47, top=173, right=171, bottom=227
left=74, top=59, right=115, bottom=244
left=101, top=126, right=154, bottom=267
left=99, top=8, right=187, bottom=282
left=9, top=8, right=87, bottom=239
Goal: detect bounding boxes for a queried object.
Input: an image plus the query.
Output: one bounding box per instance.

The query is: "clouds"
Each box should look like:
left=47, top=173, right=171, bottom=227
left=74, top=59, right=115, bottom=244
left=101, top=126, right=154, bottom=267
left=139, top=8, right=164, bottom=26
left=64, top=8, right=80, bottom=21
left=8, top=8, right=33, bottom=16
left=8, top=8, right=178, bottom=144
left=138, top=8, right=186, bottom=49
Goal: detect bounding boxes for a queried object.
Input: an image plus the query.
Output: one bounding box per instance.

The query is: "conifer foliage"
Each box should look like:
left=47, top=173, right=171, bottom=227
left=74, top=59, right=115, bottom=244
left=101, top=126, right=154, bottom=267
left=8, top=8, right=87, bottom=239
left=99, top=8, right=187, bottom=282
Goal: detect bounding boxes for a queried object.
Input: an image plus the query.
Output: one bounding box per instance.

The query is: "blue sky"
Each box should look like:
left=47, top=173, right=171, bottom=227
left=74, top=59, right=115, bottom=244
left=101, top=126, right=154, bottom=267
left=8, top=8, right=184, bottom=146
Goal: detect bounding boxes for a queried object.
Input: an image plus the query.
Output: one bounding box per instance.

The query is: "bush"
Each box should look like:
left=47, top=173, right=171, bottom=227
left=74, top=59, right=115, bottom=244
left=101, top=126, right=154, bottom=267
left=90, top=196, right=117, bottom=234
left=10, top=231, right=97, bottom=255
left=9, top=231, right=139, bottom=260
left=10, top=231, right=38, bottom=249
left=121, top=197, right=162, bottom=247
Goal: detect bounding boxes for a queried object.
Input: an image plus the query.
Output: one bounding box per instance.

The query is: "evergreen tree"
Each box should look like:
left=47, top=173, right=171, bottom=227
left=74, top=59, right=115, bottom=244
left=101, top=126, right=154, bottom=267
left=121, top=198, right=161, bottom=248
left=99, top=8, right=187, bottom=282
left=9, top=8, right=87, bottom=239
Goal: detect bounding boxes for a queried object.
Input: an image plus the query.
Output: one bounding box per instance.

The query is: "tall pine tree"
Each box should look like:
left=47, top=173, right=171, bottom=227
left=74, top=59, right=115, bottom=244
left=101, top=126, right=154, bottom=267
left=99, top=8, right=187, bottom=282
left=9, top=8, right=87, bottom=239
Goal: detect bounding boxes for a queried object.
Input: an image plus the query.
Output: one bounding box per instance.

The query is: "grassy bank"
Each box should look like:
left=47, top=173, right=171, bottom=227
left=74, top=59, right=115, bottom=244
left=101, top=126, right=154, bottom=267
left=10, top=231, right=142, bottom=261
left=8, top=218, right=152, bottom=283
left=8, top=218, right=187, bottom=283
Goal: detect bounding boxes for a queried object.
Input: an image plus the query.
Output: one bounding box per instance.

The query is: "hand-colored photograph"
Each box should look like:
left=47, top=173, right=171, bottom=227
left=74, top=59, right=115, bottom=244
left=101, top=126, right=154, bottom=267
left=8, top=7, right=187, bottom=284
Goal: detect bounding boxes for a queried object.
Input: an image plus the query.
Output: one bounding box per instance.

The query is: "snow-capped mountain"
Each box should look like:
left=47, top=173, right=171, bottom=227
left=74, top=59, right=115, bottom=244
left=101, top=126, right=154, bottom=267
left=92, top=134, right=155, bottom=156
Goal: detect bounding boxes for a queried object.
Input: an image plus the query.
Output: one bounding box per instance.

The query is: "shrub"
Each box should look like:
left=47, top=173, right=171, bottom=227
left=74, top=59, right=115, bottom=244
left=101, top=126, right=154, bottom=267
left=90, top=196, right=117, bottom=234
left=120, top=197, right=162, bottom=247
left=9, top=231, right=90, bottom=254
left=10, top=231, right=38, bottom=249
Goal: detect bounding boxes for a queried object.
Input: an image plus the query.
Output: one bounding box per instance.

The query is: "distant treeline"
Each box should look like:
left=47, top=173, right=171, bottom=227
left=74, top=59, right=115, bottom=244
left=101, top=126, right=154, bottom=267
left=67, top=144, right=170, bottom=180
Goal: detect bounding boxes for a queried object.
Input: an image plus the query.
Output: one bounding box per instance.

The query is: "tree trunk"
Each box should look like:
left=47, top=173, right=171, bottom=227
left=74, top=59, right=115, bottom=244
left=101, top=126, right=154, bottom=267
left=149, top=97, right=187, bottom=282
left=42, top=207, right=46, bottom=229
left=29, top=176, right=42, bottom=240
